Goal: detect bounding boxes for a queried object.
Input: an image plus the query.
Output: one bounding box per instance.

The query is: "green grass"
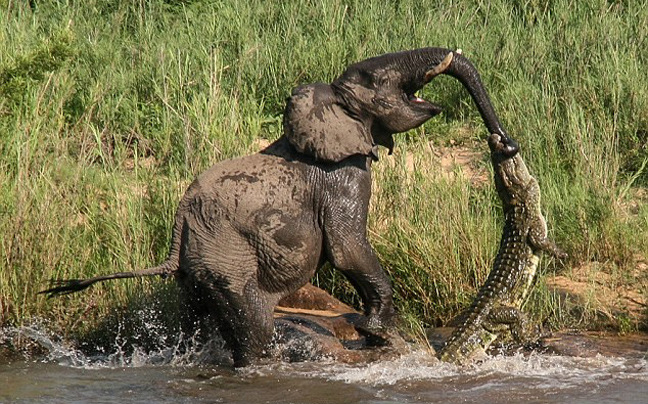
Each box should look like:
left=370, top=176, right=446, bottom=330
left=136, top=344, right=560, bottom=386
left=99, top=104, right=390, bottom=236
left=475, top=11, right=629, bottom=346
left=1, top=0, right=647, bottom=347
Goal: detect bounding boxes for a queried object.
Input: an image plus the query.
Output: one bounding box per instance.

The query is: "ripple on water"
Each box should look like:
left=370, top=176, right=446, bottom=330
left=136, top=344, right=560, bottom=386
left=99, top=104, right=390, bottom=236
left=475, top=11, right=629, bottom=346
left=2, top=323, right=647, bottom=404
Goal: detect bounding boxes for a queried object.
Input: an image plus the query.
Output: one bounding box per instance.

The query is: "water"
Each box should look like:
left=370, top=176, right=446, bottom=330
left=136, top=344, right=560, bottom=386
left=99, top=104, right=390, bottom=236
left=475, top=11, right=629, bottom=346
left=1, top=325, right=647, bottom=404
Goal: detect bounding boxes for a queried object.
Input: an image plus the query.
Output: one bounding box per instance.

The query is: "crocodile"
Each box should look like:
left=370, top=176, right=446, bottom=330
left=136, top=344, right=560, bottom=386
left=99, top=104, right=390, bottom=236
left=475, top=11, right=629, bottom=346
left=438, top=133, right=566, bottom=364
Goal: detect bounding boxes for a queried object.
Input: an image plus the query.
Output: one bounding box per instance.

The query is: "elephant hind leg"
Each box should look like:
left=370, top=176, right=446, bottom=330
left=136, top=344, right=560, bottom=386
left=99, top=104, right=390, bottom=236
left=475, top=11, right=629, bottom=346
left=188, top=276, right=276, bottom=367
left=230, top=281, right=278, bottom=366
left=176, top=218, right=277, bottom=366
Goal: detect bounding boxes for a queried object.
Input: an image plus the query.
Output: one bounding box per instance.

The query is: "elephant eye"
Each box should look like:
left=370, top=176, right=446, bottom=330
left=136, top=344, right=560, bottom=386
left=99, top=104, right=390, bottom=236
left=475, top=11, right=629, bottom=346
left=377, top=76, right=390, bottom=88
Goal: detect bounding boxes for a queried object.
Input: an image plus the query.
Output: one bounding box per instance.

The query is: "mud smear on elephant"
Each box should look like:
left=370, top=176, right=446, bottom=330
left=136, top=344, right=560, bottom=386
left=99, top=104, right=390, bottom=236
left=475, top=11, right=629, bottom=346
left=42, top=47, right=522, bottom=367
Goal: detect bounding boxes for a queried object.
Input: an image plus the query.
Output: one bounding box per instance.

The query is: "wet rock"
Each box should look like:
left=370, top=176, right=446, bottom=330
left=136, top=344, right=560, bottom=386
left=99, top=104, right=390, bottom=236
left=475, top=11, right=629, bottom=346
left=273, top=284, right=403, bottom=363
left=273, top=316, right=375, bottom=363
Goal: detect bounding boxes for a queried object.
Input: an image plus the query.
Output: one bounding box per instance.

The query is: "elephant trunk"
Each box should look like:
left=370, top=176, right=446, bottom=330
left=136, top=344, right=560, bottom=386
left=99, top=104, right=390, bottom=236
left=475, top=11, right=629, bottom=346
left=416, top=48, right=519, bottom=155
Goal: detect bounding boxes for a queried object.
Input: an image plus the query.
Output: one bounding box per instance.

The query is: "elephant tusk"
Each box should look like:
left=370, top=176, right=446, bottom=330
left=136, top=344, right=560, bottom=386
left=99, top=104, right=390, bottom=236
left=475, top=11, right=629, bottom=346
left=424, top=52, right=454, bottom=82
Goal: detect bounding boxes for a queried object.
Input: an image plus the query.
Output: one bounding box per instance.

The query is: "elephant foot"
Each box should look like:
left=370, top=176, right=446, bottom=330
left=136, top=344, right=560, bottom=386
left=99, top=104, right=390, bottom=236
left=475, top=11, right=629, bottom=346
left=350, top=314, right=409, bottom=354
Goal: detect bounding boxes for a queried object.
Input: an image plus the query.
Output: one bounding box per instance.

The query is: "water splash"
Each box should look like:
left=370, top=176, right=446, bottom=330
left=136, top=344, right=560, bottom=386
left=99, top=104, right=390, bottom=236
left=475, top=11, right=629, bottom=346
left=1, top=319, right=87, bottom=365
left=3, top=321, right=648, bottom=404
left=228, top=348, right=647, bottom=404
left=0, top=313, right=231, bottom=369
left=3, top=317, right=647, bottom=393
left=314, top=349, right=648, bottom=389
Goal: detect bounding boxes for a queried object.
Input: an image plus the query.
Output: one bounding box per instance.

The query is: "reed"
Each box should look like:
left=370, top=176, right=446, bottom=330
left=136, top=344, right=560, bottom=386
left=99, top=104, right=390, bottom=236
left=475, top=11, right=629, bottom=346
left=1, top=0, right=646, bottom=344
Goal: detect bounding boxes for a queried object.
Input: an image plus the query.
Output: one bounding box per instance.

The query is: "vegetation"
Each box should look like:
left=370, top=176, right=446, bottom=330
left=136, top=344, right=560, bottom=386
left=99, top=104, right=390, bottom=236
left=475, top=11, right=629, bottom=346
left=1, top=0, right=646, bottom=349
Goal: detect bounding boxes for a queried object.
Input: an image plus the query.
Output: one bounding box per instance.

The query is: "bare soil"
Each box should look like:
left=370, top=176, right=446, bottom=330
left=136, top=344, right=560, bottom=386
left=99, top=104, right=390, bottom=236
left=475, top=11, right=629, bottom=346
left=545, top=256, right=647, bottom=330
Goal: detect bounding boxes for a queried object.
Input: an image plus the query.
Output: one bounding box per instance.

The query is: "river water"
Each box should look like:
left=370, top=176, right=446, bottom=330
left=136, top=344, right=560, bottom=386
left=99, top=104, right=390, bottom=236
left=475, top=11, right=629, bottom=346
left=1, top=324, right=647, bottom=404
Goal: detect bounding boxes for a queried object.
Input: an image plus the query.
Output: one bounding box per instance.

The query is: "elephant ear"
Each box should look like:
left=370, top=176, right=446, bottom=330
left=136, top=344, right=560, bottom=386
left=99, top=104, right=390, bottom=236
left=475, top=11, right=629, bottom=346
left=283, top=83, right=374, bottom=163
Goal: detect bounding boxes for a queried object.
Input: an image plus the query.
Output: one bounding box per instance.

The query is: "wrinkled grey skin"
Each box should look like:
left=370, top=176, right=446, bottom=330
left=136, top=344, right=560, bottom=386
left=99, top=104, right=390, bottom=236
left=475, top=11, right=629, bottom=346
left=41, top=47, right=517, bottom=367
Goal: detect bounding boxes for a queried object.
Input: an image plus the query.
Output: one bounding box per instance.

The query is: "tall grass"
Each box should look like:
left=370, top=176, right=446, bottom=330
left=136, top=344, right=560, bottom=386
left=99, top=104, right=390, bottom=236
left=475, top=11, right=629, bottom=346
left=1, top=0, right=646, bottom=343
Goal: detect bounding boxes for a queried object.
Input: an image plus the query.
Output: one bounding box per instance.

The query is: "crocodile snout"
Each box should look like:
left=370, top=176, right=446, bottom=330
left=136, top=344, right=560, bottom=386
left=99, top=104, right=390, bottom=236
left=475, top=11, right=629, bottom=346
left=489, top=133, right=519, bottom=157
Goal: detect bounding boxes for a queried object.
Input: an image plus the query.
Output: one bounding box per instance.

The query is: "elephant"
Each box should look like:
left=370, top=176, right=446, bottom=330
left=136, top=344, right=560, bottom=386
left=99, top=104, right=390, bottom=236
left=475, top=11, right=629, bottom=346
left=41, top=47, right=518, bottom=367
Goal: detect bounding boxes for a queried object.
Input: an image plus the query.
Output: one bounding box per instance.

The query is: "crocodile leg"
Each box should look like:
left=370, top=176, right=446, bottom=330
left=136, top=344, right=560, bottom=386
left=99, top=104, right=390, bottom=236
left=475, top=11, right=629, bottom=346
left=437, top=135, right=565, bottom=364
left=485, top=305, right=541, bottom=346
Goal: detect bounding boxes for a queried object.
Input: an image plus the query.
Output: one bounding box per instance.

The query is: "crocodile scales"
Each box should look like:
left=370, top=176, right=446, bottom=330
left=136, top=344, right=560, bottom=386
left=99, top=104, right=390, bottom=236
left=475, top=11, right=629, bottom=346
left=438, top=134, right=566, bottom=364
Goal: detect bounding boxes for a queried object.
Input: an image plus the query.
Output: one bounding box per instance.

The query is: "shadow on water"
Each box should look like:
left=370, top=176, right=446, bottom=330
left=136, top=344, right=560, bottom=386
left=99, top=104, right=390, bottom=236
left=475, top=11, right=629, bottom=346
left=1, top=319, right=647, bottom=404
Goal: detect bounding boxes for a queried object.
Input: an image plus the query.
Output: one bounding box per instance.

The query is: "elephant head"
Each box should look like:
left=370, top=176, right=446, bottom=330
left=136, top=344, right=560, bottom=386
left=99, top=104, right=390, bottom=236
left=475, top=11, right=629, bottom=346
left=284, top=47, right=518, bottom=163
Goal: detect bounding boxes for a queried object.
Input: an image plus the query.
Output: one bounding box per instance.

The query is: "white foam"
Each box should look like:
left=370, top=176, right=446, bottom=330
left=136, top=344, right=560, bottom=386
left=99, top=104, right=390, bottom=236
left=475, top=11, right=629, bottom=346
left=314, top=349, right=648, bottom=390
left=4, top=320, right=647, bottom=393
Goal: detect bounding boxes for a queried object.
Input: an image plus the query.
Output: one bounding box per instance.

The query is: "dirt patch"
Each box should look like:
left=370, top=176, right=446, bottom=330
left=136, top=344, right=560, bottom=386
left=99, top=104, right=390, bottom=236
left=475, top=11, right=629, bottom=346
left=252, top=138, right=272, bottom=151
left=545, top=256, right=647, bottom=330
left=379, top=140, right=490, bottom=187
left=617, top=187, right=648, bottom=219
left=433, top=143, right=490, bottom=186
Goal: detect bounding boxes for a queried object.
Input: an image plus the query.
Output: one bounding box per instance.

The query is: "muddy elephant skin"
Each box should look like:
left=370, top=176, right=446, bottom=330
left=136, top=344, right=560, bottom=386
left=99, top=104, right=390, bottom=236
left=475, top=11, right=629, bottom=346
left=42, top=47, right=516, bottom=367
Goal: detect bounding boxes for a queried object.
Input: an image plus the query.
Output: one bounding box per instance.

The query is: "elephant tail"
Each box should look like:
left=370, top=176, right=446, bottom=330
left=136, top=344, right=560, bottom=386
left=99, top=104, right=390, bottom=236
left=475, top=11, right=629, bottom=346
left=40, top=182, right=191, bottom=299
left=39, top=260, right=177, bottom=299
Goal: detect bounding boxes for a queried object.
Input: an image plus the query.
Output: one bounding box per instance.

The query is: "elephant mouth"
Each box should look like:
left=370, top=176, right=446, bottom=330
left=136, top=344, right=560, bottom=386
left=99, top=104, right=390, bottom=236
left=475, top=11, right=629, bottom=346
left=403, top=51, right=455, bottom=109
left=405, top=91, right=443, bottom=115
left=405, top=52, right=455, bottom=111
left=407, top=92, right=426, bottom=104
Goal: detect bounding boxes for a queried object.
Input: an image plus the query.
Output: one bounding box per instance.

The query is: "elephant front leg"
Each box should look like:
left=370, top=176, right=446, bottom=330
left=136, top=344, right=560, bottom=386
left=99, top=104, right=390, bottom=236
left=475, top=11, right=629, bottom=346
left=322, top=165, right=398, bottom=343
left=325, top=237, right=397, bottom=335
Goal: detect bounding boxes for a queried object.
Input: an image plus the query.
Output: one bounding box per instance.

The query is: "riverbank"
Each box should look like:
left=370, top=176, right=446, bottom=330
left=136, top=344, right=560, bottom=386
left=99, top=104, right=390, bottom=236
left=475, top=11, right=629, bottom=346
left=2, top=283, right=646, bottom=365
